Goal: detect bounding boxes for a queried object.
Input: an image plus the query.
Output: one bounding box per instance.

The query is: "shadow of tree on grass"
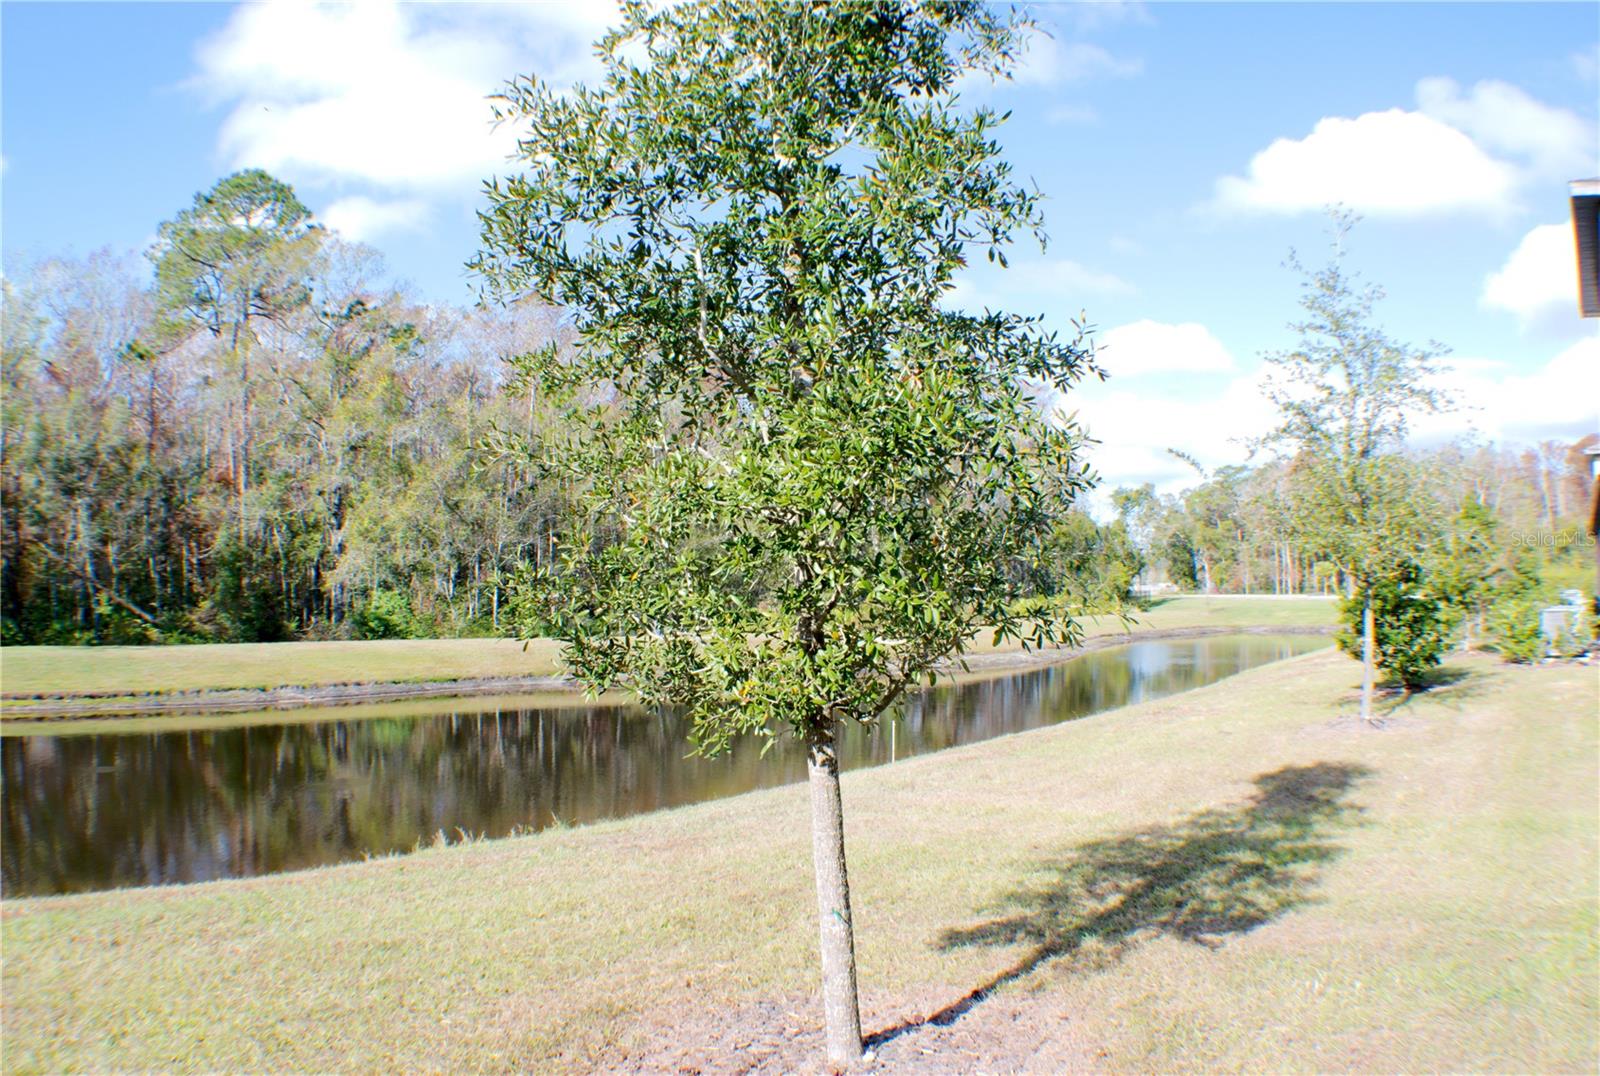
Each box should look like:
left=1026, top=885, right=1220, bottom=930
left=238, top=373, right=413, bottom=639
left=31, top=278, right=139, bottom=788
left=1374, top=664, right=1481, bottom=721
left=869, top=762, right=1370, bottom=1046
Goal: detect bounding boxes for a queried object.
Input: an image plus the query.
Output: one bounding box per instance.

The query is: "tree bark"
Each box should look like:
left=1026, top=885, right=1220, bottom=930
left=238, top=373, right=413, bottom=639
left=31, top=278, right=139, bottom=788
left=1361, top=597, right=1376, bottom=724
left=806, top=721, right=863, bottom=1066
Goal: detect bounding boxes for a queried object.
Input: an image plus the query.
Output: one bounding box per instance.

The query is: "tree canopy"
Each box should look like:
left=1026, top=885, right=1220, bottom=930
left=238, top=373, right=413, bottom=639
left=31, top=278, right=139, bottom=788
left=1260, top=211, right=1451, bottom=580
left=151, top=168, right=319, bottom=343
left=478, top=0, right=1099, bottom=750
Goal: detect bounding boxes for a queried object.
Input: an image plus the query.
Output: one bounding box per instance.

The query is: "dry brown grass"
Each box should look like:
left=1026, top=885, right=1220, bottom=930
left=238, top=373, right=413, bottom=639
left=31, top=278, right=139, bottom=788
left=3, top=647, right=1592, bottom=1073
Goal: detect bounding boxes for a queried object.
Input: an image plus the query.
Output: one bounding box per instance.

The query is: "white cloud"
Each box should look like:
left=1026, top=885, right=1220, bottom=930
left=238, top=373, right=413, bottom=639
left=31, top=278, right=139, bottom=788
left=1045, top=319, right=1262, bottom=493
left=1096, top=320, right=1236, bottom=378
left=1210, top=77, right=1593, bottom=218
left=321, top=196, right=429, bottom=243
left=1061, top=363, right=1277, bottom=494
left=946, top=258, right=1135, bottom=313
left=1417, top=77, right=1596, bottom=181
left=1012, top=36, right=1141, bottom=84
left=1211, top=108, right=1518, bottom=216
left=1063, top=1, right=1154, bottom=32
left=1423, top=338, right=1600, bottom=444
left=192, top=1, right=618, bottom=193
left=1481, top=223, right=1581, bottom=329
left=962, top=30, right=1139, bottom=94
left=1040, top=259, right=1136, bottom=296
left=1058, top=331, right=1597, bottom=501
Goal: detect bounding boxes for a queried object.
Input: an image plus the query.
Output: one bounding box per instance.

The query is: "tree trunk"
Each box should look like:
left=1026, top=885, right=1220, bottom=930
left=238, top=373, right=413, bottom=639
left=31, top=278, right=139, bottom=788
left=806, top=721, right=863, bottom=1066
left=1361, top=597, right=1376, bottom=724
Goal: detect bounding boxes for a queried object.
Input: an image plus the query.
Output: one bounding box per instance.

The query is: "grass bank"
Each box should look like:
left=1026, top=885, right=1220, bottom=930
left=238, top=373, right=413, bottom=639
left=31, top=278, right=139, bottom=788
left=0, top=637, right=569, bottom=699
left=3, top=647, right=1592, bottom=1072
left=0, top=595, right=1333, bottom=700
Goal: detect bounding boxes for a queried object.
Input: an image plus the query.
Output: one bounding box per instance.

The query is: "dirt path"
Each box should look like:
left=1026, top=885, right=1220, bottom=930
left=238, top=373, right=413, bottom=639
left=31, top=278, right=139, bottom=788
left=0, top=625, right=1332, bottom=722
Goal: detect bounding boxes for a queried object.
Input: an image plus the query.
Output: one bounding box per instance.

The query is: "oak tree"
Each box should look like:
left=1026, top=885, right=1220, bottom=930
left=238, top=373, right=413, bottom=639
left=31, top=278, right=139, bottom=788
left=474, top=1, right=1098, bottom=1061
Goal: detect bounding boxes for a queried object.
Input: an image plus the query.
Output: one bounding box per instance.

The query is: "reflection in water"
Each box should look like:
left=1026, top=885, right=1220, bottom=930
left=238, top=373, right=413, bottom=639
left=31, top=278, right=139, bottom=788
left=2, top=635, right=1324, bottom=895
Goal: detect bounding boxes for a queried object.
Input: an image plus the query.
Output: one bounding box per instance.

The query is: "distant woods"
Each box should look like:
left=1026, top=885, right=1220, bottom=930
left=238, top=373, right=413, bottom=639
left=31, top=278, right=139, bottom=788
left=1112, top=442, right=1597, bottom=600
left=0, top=171, right=1132, bottom=645
left=3, top=171, right=1591, bottom=646
left=2, top=171, right=575, bottom=644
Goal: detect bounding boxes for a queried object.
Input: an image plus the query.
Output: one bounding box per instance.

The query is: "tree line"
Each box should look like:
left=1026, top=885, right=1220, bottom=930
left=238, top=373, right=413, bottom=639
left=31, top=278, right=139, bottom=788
left=2, top=171, right=1586, bottom=660
left=1111, top=439, right=1595, bottom=601
left=1, top=171, right=577, bottom=644
left=1, top=170, right=1139, bottom=646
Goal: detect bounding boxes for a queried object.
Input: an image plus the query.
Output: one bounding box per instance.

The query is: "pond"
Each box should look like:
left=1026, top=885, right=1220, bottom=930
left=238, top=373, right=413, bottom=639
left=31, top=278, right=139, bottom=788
left=1, top=633, right=1327, bottom=896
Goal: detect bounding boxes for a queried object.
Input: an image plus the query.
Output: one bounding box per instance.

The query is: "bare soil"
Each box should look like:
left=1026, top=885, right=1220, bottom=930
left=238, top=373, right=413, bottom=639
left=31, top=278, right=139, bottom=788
left=617, top=988, right=1101, bottom=1074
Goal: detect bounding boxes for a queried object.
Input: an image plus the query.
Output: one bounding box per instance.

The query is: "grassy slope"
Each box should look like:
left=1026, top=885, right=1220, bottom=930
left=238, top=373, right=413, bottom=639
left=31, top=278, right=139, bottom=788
left=3, top=648, right=1593, bottom=1073
left=0, top=595, right=1334, bottom=698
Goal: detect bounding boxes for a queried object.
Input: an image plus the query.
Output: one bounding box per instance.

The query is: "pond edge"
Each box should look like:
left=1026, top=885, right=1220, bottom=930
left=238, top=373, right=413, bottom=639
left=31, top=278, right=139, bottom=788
left=0, top=625, right=1334, bottom=725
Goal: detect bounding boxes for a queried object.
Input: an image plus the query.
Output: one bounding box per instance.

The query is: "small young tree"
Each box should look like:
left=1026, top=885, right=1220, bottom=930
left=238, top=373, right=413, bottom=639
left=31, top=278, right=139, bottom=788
left=1428, top=494, right=1500, bottom=647
left=1260, top=211, right=1450, bottom=722
left=475, top=1, right=1097, bottom=1062
left=1336, top=557, right=1450, bottom=689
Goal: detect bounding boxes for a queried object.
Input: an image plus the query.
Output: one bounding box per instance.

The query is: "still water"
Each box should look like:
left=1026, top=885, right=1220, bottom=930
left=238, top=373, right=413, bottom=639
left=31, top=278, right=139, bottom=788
left=2, top=634, right=1325, bottom=896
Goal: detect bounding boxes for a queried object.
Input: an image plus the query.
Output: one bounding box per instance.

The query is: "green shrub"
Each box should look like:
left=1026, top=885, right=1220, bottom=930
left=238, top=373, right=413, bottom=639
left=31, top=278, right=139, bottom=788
left=1337, top=558, right=1450, bottom=690
left=1485, top=594, right=1545, bottom=663
left=353, top=588, right=420, bottom=640
left=92, top=598, right=162, bottom=646
left=32, top=619, right=95, bottom=646
left=206, top=533, right=288, bottom=642
left=1162, top=532, right=1198, bottom=590
left=1481, top=547, right=1595, bottom=663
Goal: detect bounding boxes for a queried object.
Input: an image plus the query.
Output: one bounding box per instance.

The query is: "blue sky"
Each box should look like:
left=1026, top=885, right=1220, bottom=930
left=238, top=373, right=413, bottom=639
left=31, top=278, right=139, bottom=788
left=4, top=1, right=1597, bottom=500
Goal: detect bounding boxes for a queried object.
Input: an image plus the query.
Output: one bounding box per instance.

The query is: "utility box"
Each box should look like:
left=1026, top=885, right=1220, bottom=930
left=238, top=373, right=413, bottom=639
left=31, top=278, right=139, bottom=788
left=1539, top=604, right=1584, bottom=656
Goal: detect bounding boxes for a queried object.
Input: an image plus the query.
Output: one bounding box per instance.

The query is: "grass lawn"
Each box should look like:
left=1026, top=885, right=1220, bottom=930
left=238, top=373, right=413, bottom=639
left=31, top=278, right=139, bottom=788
left=0, top=595, right=1334, bottom=699
left=3, top=646, right=1592, bottom=1072
left=0, top=637, right=570, bottom=698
